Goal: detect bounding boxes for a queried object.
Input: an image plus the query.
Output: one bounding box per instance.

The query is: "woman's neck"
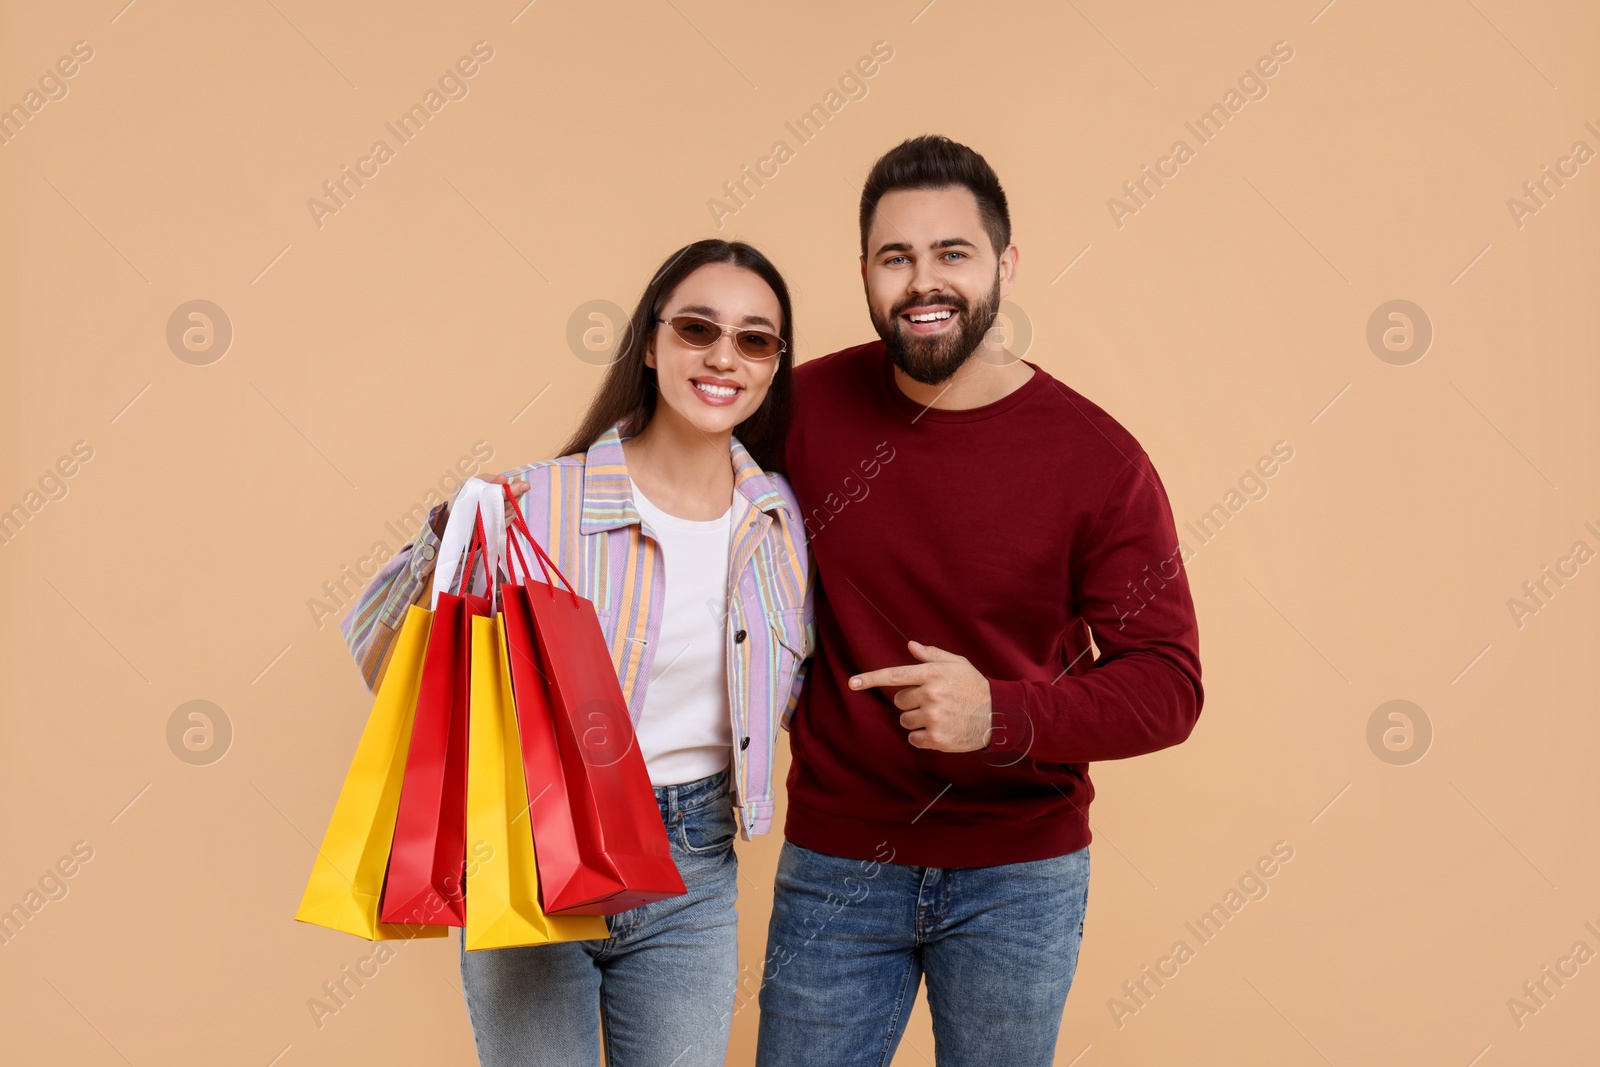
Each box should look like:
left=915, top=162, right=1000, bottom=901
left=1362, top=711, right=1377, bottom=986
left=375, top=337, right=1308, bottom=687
left=621, top=411, right=735, bottom=521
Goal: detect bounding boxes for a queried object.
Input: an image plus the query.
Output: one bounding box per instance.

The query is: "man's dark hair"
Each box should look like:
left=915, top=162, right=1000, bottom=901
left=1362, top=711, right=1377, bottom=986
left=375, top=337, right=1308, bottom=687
left=858, top=135, right=1011, bottom=259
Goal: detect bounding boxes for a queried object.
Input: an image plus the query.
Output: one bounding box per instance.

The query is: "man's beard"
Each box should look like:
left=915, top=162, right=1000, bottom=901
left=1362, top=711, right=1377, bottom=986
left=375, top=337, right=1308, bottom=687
left=871, top=274, right=1002, bottom=386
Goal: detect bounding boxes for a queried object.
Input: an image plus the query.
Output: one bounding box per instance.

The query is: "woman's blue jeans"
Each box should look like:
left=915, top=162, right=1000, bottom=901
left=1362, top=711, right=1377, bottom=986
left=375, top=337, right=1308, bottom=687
left=459, top=769, right=739, bottom=1067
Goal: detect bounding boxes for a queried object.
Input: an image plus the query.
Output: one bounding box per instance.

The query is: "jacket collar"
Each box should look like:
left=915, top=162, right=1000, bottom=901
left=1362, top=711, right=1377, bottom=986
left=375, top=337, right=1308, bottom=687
left=579, top=420, right=790, bottom=535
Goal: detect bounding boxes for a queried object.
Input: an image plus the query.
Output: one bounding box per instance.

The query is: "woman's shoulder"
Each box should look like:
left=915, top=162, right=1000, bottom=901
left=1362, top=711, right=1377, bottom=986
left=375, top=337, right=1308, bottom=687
left=760, top=469, right=809, bottom=567
left=764, top=469, right=801, bottom=515
left=498, top=453, right=586, bottom=521
left=503, top=451, right=588, bottom=484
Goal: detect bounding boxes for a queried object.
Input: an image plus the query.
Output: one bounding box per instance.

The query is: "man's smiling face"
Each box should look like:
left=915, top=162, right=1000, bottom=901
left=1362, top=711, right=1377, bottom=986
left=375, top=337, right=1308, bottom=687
left=861, top=185, right=1016, bottom=386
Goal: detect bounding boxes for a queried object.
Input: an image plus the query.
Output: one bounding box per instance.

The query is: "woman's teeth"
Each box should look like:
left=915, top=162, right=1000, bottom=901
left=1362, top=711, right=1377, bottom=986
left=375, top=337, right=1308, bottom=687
left=694, top=381, right=739, bottom=397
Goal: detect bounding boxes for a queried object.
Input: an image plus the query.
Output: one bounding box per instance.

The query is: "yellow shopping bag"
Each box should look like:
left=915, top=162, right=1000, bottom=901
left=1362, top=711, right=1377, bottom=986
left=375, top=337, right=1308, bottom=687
left=463, top=613, right=607, bottom=951
left=295, top=604, right=449, bottom=941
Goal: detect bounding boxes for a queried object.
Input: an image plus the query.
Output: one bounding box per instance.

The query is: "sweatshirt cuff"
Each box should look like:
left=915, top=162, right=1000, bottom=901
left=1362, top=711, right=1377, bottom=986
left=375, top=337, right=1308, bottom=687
left=984, top=679, right=1035, bottom=757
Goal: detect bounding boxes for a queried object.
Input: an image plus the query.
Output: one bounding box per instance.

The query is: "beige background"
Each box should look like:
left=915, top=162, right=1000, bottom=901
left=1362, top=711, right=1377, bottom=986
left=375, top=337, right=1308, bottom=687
left=2, top=0, right=1597, bottom=1063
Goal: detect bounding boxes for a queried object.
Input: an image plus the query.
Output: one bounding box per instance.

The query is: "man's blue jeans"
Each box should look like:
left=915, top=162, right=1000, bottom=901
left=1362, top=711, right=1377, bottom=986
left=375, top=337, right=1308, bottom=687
left=756, top=839, right=1091, bottom=1066
left=459, top=769, right=739, bottom=1067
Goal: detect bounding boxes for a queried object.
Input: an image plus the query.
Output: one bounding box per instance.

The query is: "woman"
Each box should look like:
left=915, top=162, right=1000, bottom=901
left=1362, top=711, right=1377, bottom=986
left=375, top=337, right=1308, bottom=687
left=340, top=239, right=812, bottom=1065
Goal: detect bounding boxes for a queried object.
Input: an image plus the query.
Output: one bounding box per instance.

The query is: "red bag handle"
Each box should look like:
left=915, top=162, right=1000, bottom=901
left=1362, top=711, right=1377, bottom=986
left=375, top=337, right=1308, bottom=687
left=502, top=517, right=533, bottom=585
left=456, top=507, right=498, bottom=604
left=501, top=483, right=580, bottom=606
left=504, top=485, right=553, bottom=589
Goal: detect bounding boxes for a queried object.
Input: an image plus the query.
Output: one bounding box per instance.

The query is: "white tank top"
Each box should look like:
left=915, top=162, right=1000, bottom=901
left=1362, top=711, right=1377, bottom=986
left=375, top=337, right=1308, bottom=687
left=628, top=477, right=734, bottom=786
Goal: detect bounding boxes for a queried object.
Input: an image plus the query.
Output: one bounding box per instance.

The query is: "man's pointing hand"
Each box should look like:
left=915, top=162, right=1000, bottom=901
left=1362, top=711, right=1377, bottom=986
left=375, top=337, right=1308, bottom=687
left=851, top=640, right=993, bottom=752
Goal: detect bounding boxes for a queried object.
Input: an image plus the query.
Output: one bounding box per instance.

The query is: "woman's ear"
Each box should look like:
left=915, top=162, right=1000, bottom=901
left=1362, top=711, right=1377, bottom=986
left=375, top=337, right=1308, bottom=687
left=640, top=316, right=659, bottom=371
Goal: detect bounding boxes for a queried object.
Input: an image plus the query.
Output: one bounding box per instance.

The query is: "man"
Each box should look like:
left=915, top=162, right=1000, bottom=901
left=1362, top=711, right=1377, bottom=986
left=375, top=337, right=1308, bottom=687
left=755, top=135, right=1204, bottom=1065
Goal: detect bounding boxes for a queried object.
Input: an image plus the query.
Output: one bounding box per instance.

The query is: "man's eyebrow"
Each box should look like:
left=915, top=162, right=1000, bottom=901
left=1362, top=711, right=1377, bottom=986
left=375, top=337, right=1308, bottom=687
left=672, top=303, right=778, bottom=330
left=871, top=236, right=981, bottom=258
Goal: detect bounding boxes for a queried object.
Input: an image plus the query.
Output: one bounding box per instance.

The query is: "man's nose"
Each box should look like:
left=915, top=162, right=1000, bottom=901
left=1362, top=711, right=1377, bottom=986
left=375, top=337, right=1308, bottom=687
left=908, top=257, right=946, bottom=296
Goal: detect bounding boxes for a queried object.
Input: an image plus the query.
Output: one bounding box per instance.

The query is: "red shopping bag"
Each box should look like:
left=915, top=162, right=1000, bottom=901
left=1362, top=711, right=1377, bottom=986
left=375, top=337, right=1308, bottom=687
left=379, top=510, right=493, bottom=927
left=500, top=490, right=686, bottom=915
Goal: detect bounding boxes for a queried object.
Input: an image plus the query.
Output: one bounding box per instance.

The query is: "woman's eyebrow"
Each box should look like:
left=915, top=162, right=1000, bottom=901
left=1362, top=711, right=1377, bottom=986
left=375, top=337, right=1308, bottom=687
left=673, top=303, right=777, bottom=330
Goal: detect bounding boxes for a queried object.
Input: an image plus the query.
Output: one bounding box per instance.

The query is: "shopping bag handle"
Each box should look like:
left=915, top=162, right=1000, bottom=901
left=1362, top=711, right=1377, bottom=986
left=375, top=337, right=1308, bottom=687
left=498, top=483, right=549, bottom=589
left=502, top=515, right=533, bottom=586
left=501, top=482, right=581, bottom=606
left=503, top=523, right=525, bottom=582
left=431, top=479, right=481, bottom=609
left=465, top=509, right=496, bottom=604
left=429, top=477, right=505, bottom=609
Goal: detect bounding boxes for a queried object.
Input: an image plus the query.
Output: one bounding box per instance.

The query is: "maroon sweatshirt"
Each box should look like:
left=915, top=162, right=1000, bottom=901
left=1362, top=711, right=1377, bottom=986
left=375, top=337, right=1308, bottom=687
left=782, top=341, right=1204, bottom=868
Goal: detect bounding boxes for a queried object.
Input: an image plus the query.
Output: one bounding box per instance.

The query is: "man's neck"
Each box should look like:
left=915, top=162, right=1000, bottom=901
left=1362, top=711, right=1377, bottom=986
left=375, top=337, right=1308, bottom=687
left=892, top=352, right=1037, bottom=411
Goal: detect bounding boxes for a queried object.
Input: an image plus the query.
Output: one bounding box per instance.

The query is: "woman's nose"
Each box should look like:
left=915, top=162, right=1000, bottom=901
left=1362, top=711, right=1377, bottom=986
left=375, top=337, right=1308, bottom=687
left=706, top=335, right=739, bottom=369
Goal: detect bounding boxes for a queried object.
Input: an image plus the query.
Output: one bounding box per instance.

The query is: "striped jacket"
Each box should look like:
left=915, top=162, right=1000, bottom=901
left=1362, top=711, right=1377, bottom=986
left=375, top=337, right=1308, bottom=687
left=340, top=421, right=814, bottom=838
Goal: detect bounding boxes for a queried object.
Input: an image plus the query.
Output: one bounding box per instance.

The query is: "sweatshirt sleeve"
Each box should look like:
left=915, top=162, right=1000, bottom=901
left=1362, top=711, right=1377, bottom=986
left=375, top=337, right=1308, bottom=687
left=984, top=452, right=1203, bottom=764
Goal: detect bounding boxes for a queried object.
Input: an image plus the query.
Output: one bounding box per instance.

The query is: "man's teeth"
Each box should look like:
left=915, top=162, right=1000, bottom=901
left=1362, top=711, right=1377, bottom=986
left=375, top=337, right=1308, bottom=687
left=908, top=310, right=954, bottom=323
left=694, top=381, right=739, bottom=397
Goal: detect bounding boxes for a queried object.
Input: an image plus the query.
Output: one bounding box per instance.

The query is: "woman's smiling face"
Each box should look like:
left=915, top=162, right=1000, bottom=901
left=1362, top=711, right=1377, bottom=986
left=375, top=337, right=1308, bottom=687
left=646, top=262, right=784, bottom=438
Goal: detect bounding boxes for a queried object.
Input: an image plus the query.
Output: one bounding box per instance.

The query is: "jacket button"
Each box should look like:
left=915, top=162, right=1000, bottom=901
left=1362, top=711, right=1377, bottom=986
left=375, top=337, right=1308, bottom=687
left=740, top=736, right=750, bottom=750
left=734, top=629, right=747, bottom=643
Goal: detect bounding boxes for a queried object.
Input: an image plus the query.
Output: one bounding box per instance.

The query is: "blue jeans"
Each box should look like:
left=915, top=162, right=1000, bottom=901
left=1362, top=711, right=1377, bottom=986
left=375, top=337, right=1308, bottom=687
left=459, top=769, right=739, bottom=1067
left=756, top=840, right=1091, bottom=1067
